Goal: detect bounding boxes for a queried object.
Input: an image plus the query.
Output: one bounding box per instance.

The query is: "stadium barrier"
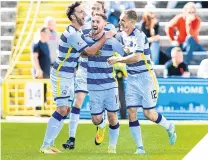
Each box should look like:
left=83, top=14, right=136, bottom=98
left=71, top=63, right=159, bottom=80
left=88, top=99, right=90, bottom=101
left=2, top=79, right=56, bottom=117
left=2, top=78, right=208, bottom=120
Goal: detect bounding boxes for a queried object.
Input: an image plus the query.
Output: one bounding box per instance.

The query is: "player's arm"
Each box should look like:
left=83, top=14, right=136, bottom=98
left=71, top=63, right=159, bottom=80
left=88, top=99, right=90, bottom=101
left=69, top=30, right=116, bottom=56
left=108, top=33, right=144, bottom=65
left=84, top=30, right=117, bottom=55
left=32, top=45, right=43, bottom=78
left=108, top=52, right=142, bottom=65
left=112, top=38, right=125, bottom=56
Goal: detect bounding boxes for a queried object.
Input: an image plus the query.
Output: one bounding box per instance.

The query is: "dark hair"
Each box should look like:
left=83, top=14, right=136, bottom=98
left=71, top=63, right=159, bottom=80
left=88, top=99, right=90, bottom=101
left=95, top=1, right=106, bottom=13
left=66, top=1, right=82, bottom=21
left=93, top=13, right=107, bottom=21
left=40, top=27, right=48, bottom=33
left=124, top=9, right=138, bottom=22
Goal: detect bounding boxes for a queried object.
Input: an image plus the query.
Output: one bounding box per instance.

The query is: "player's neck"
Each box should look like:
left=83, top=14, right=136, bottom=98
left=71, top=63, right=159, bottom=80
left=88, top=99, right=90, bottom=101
left=71, top=22, right=81, bottom=31
left=93, top=31, right=104, bottom=40
left=126, top=27, right=134, bottom=36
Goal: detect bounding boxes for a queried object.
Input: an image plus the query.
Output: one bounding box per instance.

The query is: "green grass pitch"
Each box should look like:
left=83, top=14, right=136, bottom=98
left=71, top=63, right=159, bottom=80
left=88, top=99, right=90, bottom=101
left=2, top=123, right=208, bottom=160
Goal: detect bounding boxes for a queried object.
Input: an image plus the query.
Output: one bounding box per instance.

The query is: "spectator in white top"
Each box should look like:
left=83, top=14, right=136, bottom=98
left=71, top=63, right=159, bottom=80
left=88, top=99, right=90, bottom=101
left=44, top=17, right=59, bottom=65
left=197, top=59, right=208, bottom=78
left=32, top=17, right=59, bottom=65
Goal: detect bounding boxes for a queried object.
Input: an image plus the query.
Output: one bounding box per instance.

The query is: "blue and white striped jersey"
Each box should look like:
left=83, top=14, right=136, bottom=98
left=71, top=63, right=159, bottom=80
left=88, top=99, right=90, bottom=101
left=116, top=28, right=153, bottom=75
left=82, top=33, right=124, bottom=91
left=77, top=22, right=116, bottom=76
left=52, top=25, right=89, bottom=78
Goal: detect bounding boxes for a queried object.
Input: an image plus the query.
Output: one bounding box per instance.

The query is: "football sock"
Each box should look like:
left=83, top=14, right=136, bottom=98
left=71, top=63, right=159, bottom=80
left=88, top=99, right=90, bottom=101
left=49, top=116, right=66, bottom=146
left=97, top=118, right=106, bottom=129
left=129, top=120, right=144, bottom=148
left=42, top=111, right=64, bottom=148
left=155, top=113, right=171, bottom=130
left=109, top=122, right=120, bottom=148
left=69, top=107, right=80, bottom=138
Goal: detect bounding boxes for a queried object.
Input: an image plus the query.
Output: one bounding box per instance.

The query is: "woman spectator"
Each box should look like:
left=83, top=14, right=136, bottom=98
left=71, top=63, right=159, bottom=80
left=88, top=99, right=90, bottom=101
left=141, top=11, right=160, bottom=64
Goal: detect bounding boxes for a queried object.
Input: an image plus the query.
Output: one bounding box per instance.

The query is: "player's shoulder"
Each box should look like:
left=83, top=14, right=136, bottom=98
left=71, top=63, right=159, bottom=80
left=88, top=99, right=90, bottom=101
left=115, top=31, right=123, bottom=43
left=81, top=34, right=94, bottom=45
left=133, top=28, right=146, bottom=38
left=105, top=23, right=115, bottom=31
left=82, top=22, right=91, bottom=34
left=64, top=25, right=80, bottom=37
left=66, top=25, right=76, bottom=33
left=106, top=35, right=119, bottom=45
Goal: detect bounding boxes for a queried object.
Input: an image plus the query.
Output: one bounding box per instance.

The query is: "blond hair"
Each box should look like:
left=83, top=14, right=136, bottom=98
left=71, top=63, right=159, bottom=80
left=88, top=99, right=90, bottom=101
left=124, top=9, right=138, bottom=22
left=183, top=2, right=196, bottom=13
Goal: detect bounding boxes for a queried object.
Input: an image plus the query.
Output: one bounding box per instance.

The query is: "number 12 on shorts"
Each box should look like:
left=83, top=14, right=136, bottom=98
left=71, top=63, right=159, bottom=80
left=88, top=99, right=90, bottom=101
left=151, top=90, right=157, bottom=99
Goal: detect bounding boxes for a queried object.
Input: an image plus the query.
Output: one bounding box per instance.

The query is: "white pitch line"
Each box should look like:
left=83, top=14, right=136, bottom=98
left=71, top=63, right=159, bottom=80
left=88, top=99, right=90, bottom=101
left=183, top=134, right=208, bottom=160
left=1, top=116, right=208, bottom=125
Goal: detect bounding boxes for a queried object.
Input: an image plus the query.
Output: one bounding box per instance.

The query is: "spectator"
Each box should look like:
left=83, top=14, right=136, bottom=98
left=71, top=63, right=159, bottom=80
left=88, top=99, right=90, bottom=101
left=167, top=1, right=202, bottom=9
left=106, top=1, right=135, bottom=27
left=32, top=27, right=51, bottom=107
left=32, top=17, right=59, bottom=65
left=165, top=2, right=206, bottom=64
left=164, top=47, right=190, bottom=78
left=44, top=17, right=59, bottom=65
left=197, top=59, right=208, bottom=78
left=32, top=27, right=51, bottom=79
left=141, top=11, right=160, bottom=64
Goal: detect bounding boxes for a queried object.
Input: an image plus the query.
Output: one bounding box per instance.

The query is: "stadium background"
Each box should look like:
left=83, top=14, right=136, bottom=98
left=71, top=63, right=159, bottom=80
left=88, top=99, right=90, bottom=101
left=1, top=0, right=207, bottom=120
left=0, top=1, right=208, bottom=160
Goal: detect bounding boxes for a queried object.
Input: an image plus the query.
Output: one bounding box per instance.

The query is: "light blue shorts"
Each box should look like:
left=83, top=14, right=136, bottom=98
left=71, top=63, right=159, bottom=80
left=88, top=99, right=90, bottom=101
left=51, top=70, right=74, bottom=107
left=126, top=71, right=159, bottom=110
left=89, top=87, right=119, bottom=115
left=75, top=63, right=88, bottom=93
left=75, top=59, right=88, bottom=93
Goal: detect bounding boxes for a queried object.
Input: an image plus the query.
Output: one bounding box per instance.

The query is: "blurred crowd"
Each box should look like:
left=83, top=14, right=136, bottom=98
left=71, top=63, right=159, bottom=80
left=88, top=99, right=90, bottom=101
left=31, top=1, right=208, bottom=79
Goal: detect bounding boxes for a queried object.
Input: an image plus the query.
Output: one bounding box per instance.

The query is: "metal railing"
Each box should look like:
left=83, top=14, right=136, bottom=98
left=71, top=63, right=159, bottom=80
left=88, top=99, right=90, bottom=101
left=5, top=0, right=41, bottom=79
left=2, top=79, right=56, bottom=116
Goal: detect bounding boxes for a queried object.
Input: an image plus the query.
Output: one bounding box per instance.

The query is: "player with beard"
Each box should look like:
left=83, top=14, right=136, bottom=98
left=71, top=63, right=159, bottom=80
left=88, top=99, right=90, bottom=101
left=80, top=13, right=124, bottom=153
left=62, top=1, right=116, bottom=150
left=40, top=2, right=116, bottom=154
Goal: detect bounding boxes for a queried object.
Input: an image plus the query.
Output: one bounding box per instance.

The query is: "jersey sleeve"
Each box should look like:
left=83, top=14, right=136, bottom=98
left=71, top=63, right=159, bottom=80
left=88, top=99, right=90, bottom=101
left=67, top=32, right=89, bottom=52
left=105, top=23, right=116, bottom=31
left=112, top=38, right=125, bottom=56
left=115, top=32, right=123, bottom=44
left=33, top=44, right=40, bottom=53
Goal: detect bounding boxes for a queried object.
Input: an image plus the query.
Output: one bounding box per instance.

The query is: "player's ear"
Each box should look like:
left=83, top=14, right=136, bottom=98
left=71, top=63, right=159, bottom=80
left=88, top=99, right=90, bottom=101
left=130, top=19, right=136, bottom=25
left=71, top=15, right=76, bottom=20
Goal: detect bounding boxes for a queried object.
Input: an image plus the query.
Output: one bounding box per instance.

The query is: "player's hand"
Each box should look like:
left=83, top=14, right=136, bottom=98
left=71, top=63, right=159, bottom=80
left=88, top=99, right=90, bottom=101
left=105, top=29, right=117, bottom=39
left=107, top=56, right=119, bottom=65
left=186, top=14, right=196, bottom=24
left=36, top=69, right=43, bottom=79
